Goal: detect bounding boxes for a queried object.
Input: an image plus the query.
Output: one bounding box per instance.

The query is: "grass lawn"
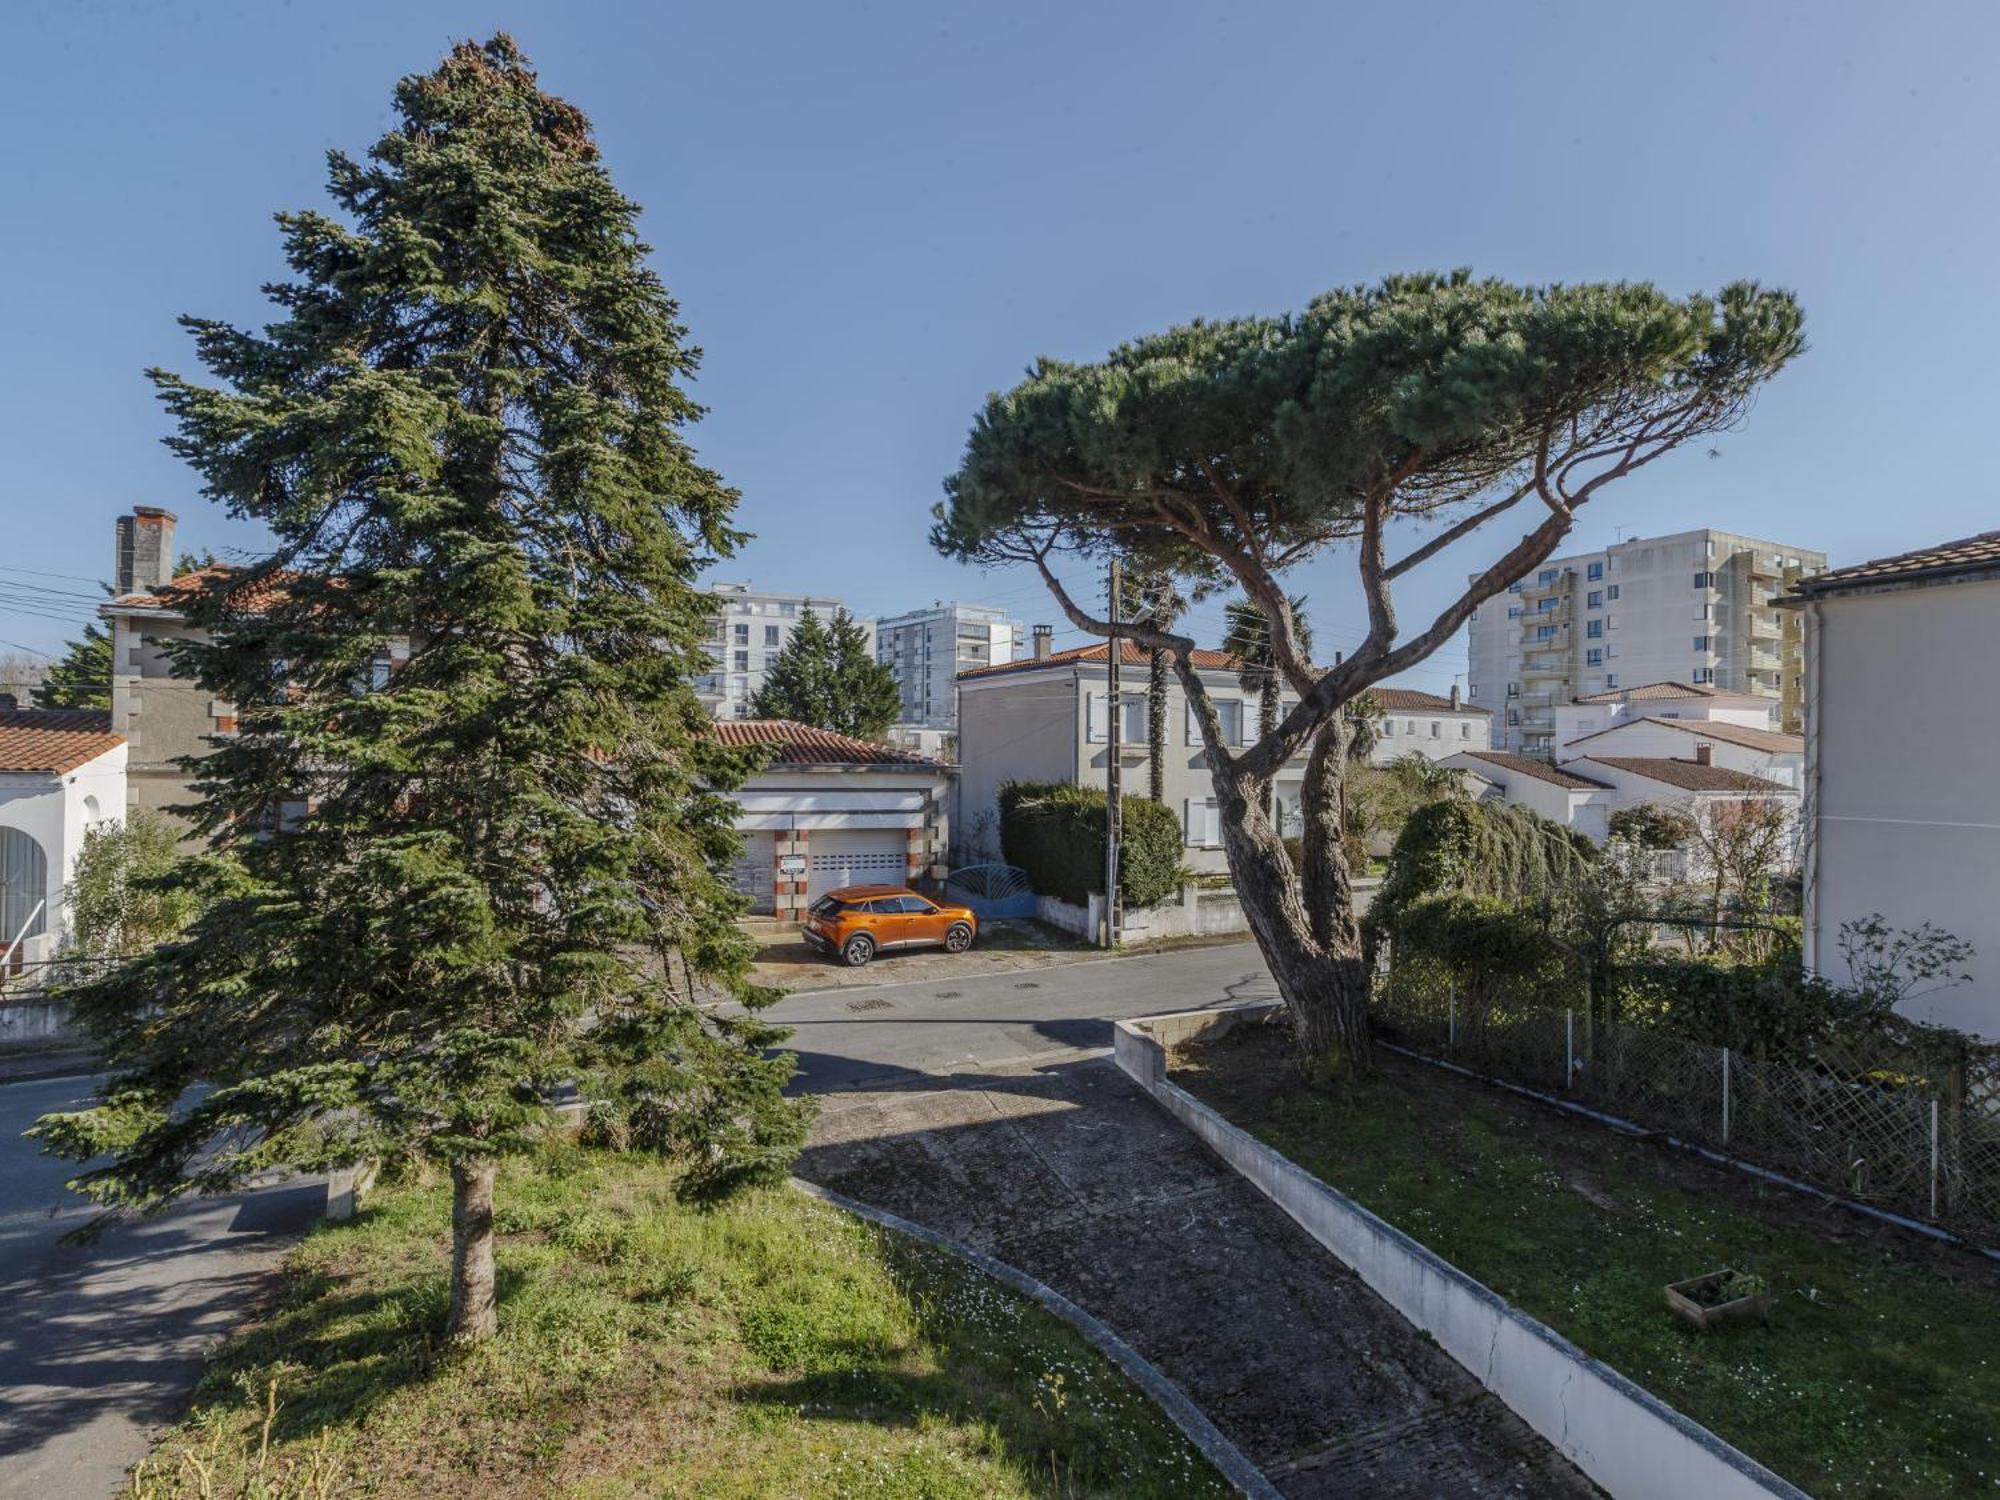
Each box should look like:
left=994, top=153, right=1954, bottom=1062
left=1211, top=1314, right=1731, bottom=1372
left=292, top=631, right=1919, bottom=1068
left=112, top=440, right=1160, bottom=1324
left=127, top=1143, right=1228, bottom=1498
left=1176, top=1023, right=2000, bottom=1500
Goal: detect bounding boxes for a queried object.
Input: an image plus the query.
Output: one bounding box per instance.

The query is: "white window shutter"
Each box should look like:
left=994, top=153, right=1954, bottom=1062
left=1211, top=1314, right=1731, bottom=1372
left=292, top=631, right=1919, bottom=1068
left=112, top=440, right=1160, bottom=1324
left=1087, top=692, right=1106, bottom=743
left=1183, top=797, right=1197, bottom=845
left=1204, top=800, right=1221, bottom=845
left=1184, top=700, right=1198, bottom=746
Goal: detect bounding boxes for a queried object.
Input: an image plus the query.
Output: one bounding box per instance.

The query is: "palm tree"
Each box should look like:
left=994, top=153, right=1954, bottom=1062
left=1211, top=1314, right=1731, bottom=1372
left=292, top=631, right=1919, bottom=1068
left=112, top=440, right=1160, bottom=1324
left=1123, top=565, right=1183, bottom=802
left=1222, top=594, right=1313, bottom=825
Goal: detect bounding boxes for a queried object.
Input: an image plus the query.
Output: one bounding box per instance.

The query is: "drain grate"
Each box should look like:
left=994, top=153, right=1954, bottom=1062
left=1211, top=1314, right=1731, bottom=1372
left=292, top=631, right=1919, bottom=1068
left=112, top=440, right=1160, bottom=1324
left=934, top=990, right=962, bottom=999
left=845, top=996, right=892, bottom=1012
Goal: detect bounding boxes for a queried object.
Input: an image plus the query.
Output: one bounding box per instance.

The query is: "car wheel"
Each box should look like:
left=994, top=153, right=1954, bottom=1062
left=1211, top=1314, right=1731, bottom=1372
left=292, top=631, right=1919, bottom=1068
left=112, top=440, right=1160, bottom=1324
left=944, top=923, right=973, bottom=954
left=842, top=934, right=875, bottom=967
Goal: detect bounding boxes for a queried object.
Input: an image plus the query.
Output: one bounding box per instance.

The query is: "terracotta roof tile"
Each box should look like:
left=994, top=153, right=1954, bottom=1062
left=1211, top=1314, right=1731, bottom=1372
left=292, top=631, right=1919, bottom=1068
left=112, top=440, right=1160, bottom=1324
left=1366, top=687, right=1488, bottom=715
left=0, top=709, right=125, bottom=775
left=1572, top=680, right=1719, bottom=705
left=1563, top=717, right=1802, bottom=756
left=1792, top=531, right=2000, bottom=596
left=1453, top=750, right=1610, bottom=790
left=714, top=719, right=944, bottom=767
left=106, top=565, right=298, bottom=615
left=1578, top=756, right=1792, bottom=793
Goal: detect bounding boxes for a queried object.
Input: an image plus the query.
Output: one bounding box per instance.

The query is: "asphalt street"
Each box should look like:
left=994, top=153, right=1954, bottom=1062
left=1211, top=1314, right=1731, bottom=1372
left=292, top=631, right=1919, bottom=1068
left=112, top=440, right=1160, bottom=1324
left=769, top=937, right=1277, bottom=1089
left=0, top=1072, right=322, bottom=1500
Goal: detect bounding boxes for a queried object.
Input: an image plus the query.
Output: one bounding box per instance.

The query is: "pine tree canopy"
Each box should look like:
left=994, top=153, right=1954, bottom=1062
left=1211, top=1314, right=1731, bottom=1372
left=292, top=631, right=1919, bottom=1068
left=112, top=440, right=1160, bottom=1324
left=33, top=622, right=112, bottom=710
left=34, top=38, right=807, bottom=1298
left=751, top=605, right=902, bottom=739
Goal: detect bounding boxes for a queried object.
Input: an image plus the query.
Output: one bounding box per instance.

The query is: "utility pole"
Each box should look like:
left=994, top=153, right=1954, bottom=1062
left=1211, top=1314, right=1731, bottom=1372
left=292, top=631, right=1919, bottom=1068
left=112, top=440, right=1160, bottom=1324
left=1104, top=556, right=1122, bottom=949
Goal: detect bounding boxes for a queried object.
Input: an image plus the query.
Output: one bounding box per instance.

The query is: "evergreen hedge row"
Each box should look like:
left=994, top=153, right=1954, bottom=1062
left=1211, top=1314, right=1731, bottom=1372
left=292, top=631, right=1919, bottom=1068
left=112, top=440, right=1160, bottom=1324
left=997, top=781, right=1183, bottom=908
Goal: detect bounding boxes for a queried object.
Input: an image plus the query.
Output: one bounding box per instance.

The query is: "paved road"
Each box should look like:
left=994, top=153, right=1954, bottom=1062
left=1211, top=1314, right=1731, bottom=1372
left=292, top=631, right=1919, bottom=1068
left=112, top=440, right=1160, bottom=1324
left=782, top=945, right=1599, bottom=1498
left=0, top=1072, right=323, bottom=1500
left=771, top=937, right=1276, bottom=1093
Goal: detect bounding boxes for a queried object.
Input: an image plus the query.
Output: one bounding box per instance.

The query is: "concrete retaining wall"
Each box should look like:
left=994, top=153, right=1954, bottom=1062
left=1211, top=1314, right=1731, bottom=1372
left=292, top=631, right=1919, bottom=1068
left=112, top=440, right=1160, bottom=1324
left=0, top=997, right=79, bottom=1051
left=1038, top=886, right=1252, bottom=944
left=1115, top=1004, right=1810, bottom=1500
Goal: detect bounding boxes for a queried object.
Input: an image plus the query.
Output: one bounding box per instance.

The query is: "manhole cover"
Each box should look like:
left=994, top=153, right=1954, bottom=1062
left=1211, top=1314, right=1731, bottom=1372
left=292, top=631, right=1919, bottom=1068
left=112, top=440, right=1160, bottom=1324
left=845, top=996, right=892, bottom=1012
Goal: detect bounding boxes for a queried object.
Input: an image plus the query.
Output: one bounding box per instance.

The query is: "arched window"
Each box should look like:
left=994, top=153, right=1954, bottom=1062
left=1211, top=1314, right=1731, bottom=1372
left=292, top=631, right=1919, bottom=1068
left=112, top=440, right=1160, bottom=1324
left=0, top=827, right=49, bottom=952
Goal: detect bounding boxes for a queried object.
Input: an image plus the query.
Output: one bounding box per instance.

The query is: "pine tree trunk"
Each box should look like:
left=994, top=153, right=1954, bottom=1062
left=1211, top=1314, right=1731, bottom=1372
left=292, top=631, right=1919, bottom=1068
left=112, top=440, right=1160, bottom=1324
left=1213, top=718, right=1373, bottom=1074
left=1147, top=648, right=1167, bottom=803
left=447, top=1159, right=499, bottom=1344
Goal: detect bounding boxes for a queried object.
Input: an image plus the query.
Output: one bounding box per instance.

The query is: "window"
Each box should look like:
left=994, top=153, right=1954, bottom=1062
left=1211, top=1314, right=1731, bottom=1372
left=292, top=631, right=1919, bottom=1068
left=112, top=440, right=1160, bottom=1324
left=1404, top=719, right=1419, bottom=737
left=1586, top=590, right=1602, bottom=609
left=734, top=650, right=749, bottom=672
left=1506, top=683, right=1520, bottom=697
left=1692, top=667, right=1715, bottom=684
left=1506, top=606, right=1523, bottom=620
left=1120, top=695, right=1147, bottom=744
left=1587, top=561, right=1604, bottom=581
left=1605, top=673, right=1619, bottom=688
left=1538, top=568, right=1559, bottom=585
left=765, top=625, right=781, bottom=647
left=1694, top=635, right=1711, bottom=651
left=1183, top=698, right=1245, bottom=747
left=1693, top=572, right=1713, bottom=589
left=1537, top=597, right=1559, bottom=613
left=733, top=622, right=750, bottom=644
left=1506, top=709, right=1520, bottom=725
left=1586, top=648, right=1602, bottom=666
left=1428, top=721, right=1440, bottom=739
left=1535, top=625, right=1555, bottom=642
left=0, top=827, right=48, bottom=956
left=1606, top=584, right=1620, bottom=601
left=1586, top=619, right=1603, bottom=639
left=778, top=602, right=797, bottom=617
left=1183, top=798, right=1221, bottom=847
left=1459, top=722, right=1471, bottom=738
left=1381, top=719, right=1394, bottom=737
left=1508, top=582, right=1523, bottom=595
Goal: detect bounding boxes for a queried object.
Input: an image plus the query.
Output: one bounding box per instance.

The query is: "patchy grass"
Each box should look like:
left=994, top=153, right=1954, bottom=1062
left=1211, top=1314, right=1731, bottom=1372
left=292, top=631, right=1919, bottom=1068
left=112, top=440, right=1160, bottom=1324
left=1176, top=1025, right=2000, bottom=1500
left=126, top=1145, right=1228, bottom=1498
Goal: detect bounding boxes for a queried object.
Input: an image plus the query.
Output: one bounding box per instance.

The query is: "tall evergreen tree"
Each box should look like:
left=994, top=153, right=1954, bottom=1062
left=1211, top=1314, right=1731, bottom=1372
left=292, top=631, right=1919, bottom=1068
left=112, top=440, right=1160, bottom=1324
left=34, top=36, right=804, bottom=1344
left=752, top=605, right=900, bottom=738
left=32, top=622, right=112, bottom=710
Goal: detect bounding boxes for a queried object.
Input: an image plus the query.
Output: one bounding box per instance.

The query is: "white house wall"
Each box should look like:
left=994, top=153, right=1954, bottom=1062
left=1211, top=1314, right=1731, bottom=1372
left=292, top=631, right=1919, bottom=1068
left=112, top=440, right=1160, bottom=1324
left=0, top=743, right=127, bottom=965
left=1805, top=578, right=2000, bottom=1036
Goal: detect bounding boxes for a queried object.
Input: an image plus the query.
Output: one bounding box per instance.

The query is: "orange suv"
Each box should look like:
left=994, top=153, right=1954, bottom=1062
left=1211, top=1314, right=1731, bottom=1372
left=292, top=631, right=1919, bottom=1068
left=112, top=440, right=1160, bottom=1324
left=802, top=885, right=978, bottom=967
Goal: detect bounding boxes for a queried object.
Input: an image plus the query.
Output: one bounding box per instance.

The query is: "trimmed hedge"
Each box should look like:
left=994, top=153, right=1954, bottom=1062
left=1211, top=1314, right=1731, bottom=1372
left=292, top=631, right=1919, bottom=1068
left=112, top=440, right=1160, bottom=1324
left=997, top=781, right=1183, bottom=908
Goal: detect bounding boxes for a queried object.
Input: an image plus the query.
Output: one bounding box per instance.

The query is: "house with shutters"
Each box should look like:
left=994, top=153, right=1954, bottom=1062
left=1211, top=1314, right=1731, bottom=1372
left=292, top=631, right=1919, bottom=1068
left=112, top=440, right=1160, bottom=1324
left=712, top=719, right=952, bottom=920
left=953, top=637, right=1489, bottom=874
left=0, top=706, right=127, bottom=977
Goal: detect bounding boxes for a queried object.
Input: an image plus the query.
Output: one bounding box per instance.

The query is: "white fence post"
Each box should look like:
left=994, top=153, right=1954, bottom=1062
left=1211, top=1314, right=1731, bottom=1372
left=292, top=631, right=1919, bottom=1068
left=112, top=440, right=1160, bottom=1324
left=1720, top=1047, right=1731, bottom=1145
left=1565, top=1009, right=1574, bottom=1088
left=1448, top=982, right=1456, bottom=1050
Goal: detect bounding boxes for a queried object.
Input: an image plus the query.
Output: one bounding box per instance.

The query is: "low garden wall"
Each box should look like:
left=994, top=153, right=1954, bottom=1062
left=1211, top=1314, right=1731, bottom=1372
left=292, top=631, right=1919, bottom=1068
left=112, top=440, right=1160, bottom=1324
left=1036, top=886, right=1251, bottom=944
left=1114, top=1003, right=1811, bottom=1500
left=0, top=996, right=79, bottom=1051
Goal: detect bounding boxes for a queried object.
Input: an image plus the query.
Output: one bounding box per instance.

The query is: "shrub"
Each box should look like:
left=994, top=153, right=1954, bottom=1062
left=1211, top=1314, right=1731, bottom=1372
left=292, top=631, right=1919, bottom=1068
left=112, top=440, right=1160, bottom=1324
left=1384, top=893, right=1581, bottom=1015
left=998, top=781, right=1182, bottom=908
left=1608, top=802, right=1696, bottom=851
left=1368, top=798, right=1595, bottom=950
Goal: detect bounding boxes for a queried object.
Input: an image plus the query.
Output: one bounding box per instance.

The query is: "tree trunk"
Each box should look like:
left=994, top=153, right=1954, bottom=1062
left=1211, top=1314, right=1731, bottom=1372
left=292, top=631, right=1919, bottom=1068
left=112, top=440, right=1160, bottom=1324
left=1212, top=738, right=1374, bottom=1075
left=1147, top=648, right=1167, bottom=803
left=448, top=1158, right=499, bottom=1344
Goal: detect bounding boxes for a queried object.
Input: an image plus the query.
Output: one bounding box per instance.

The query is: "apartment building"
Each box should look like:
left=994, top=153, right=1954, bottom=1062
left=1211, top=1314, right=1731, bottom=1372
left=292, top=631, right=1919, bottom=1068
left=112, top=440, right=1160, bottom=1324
left=1468, top=528, right=1825, bottom=754
left=699, top=583, right=868, bottom=720
left=873, top=602, right=1024, bottom=730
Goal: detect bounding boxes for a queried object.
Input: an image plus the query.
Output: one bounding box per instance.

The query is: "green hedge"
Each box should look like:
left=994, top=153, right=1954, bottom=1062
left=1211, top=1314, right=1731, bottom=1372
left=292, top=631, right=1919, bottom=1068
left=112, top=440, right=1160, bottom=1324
left=997, top=781, right=1183, bottom=908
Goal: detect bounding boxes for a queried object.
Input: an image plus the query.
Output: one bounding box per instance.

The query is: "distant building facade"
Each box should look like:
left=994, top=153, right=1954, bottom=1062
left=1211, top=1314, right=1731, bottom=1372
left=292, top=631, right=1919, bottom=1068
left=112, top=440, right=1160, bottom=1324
left=699, top=583, right=868, bottom=720
left=1468, top=528, right=1826, bottom=754
left=874, top=602, right=1024, bottom=731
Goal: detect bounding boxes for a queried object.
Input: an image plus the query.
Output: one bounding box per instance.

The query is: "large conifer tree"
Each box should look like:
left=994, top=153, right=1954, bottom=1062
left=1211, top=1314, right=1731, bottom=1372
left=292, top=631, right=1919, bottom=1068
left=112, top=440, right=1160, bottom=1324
left=34, top=36, right=804, bottom=1343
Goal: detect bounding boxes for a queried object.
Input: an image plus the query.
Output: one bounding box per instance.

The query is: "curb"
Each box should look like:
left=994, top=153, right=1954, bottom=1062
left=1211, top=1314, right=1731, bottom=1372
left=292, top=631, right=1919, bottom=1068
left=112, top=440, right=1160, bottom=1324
left=790, top=1177, right=1280, bottom=1500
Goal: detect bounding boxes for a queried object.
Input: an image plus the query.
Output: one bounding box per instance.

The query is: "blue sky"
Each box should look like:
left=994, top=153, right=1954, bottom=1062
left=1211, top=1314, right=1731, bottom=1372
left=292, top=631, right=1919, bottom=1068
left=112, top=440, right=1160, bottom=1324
left=1, top=1, right=1992, bottom=690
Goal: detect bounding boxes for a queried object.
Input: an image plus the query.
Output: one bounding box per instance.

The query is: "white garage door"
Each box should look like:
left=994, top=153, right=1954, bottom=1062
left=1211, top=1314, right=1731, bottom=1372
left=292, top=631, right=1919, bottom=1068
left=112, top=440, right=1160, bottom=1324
left=730, top=830, right=775, bottom=914
left=807, top=828, right=908, bottom=899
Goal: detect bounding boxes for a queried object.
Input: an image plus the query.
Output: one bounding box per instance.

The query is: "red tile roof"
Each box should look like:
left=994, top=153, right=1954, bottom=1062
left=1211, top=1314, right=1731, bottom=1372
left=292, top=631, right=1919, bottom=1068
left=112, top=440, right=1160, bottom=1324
left=714, top=719, right=944, bottom=767
left=1453, top=750, right=1610, bottom=790
left=959, top=640, right=1239, bottom=681
left=1791, top=531, right=2000, bottom=596
left=1563, top=716, right=1802, bottom=756
left=1577, top=756, right=1792, bottom=793
left=1572, top=680, right=1720, bottom=705
left=1367, top=687, right=1488, bottom=715
left=0, top=709, right=125, bottom=775
left=106, top=565, right=297, bottom=616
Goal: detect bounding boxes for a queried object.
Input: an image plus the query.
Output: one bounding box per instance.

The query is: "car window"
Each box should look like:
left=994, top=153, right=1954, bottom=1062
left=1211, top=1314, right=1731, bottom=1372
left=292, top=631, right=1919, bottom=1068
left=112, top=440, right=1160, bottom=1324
left=891, top=895, right=932, bottom=914
left=860, top=899, right=895, bottom=915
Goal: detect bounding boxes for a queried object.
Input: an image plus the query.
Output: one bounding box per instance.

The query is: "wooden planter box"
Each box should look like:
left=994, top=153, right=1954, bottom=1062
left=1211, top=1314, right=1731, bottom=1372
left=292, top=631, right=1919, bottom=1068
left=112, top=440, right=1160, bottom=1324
left=1665, top=1269, right=1772, bottom=1330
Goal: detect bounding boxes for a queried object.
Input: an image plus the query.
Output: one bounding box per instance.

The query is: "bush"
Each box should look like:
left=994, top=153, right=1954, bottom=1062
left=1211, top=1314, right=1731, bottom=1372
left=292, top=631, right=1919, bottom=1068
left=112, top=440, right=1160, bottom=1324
left=1616, top=950, right=1857, bottom=1058
left=998, top=781, right=1182, bottom=908
left=1368, top=798, right=1595, bottom=951
left=1608, top=802, right=1696, bottom=851
left=1384, top=892, right=1581, bottom=1015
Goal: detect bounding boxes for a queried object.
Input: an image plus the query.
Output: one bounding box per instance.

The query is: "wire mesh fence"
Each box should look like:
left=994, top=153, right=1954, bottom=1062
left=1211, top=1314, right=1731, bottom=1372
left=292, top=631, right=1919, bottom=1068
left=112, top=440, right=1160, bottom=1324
left=1372, top=978, right=2000, bottom=1245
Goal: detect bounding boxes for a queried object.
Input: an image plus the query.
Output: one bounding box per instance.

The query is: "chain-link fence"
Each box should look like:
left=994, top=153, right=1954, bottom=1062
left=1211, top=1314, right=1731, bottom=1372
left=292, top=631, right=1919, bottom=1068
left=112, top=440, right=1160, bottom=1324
left=1373, top=979, right=2000, bottom=1245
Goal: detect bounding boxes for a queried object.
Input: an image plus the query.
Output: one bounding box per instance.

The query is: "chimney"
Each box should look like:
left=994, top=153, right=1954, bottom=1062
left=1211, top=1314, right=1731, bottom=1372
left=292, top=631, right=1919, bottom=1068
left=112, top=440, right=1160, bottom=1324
left=1693, top=743, right=1713, bottom=766
left=115, top=506, right=178, bottom=595
left=1032, top=624, right=1053, bottom=660
left=1449, top=683, right=1462, bottom=710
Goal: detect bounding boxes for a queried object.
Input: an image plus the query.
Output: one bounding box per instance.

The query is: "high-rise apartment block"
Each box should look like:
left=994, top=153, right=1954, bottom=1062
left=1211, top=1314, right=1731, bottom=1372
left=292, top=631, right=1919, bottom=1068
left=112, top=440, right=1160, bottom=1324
left=874, top=602, right=1024, bottom=729
left=699, top=583, right=867, bottom=719
left=1468, top=528, right=1825, bottom=754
